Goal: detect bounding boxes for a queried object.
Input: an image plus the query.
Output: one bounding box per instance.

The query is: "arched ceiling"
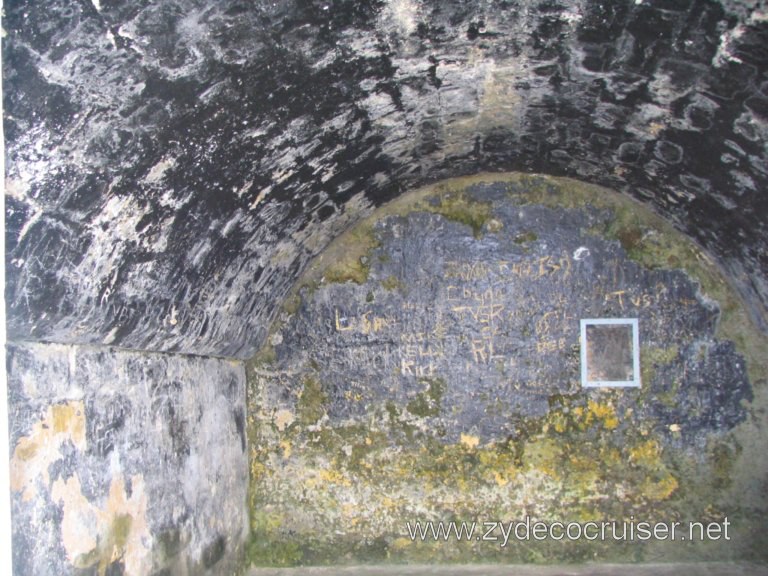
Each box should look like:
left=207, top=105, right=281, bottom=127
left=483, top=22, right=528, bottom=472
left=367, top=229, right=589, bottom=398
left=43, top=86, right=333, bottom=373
left=4, top=0, right=768, bottom=358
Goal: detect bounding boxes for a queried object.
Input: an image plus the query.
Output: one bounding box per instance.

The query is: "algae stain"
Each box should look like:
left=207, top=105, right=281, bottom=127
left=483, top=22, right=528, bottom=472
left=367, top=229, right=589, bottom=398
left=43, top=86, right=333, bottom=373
left=423, top=189, right=492, bottom=238
left=381, top=274, right=403, bottom=292
left=513, top=230, right=538, bottom=244
left=297, top=376, right=327, bottom=426
left=405, top=377, right=445, bottom=417
left=112, top=513, right=133, bottom=549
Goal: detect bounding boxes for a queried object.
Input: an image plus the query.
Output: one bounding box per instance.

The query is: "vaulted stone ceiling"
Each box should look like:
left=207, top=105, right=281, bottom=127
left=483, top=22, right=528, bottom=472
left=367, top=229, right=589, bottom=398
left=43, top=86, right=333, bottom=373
left=4, top=0, right=768, bottom=358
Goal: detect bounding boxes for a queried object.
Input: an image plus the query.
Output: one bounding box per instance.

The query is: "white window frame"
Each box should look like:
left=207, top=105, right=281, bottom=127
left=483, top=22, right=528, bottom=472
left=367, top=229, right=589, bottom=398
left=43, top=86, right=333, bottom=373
left=580, top=318, right=641, bottom=388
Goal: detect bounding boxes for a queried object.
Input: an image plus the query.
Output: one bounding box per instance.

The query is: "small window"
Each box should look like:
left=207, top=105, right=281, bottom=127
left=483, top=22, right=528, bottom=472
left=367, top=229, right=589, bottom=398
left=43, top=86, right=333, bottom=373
left=580, top=318, right=640, bottom=388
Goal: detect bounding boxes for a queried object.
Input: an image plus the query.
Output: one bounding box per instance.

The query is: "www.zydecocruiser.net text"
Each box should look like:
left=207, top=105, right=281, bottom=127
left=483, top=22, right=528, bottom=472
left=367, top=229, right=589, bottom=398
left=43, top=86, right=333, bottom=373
left=405, top=516, right=731, bottom=547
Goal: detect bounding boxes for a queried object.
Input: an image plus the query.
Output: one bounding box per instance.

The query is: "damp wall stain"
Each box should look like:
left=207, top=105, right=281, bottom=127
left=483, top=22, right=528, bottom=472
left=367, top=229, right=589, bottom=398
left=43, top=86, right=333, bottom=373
left=246, top=173, right=768, bottom=567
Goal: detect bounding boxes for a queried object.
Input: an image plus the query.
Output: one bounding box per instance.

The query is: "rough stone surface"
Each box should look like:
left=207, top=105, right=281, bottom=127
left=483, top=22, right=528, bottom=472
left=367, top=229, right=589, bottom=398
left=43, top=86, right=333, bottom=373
left=5, top=0, right=768, bottom=572
left=4, top=0, right=768, bottom=358
left=246, top=176, right=767, bottom=567
left=7, top=342, right=248, bottom=576
left=265, top=182, right=750, bottom=441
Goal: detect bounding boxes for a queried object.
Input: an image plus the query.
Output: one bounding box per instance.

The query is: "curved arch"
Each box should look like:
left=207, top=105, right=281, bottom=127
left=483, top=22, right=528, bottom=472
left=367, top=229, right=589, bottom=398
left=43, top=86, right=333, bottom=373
left=4, top=0, right=768, bottom=358
left=4, top=0, right=768, bottom=573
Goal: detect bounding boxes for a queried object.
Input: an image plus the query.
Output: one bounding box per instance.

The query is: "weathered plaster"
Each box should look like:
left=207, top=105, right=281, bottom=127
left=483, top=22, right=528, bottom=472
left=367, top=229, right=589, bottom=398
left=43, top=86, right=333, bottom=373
left=7, top=342, right=248, bottom=575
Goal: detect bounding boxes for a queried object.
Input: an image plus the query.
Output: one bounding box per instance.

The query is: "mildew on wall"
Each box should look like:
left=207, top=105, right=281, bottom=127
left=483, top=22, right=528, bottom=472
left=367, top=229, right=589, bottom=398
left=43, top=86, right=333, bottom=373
left=246, top=174, right=768, bottom=566
left=8, top=342, right=249, bottom=576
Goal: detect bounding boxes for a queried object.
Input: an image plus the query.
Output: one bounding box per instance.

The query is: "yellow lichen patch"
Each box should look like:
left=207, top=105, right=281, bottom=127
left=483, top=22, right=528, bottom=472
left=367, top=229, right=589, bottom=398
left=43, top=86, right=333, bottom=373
left=10, top=400, right=87, bottom=501
left=51, top=473, right=151, bottom=576
left=492, top=471, right=509, bottom=486
left=318, top=468, right=352, bottom=487
left=460, top=434, right=480, bottom=449
left=629, top=439, right=662, bottom=468
left=523, top=438, right=563, bottom=478
left=477, top=448, right=518, bottom=486
left=390, top=536, right=413, bottom=551
left=549, top=412, right=569, bottom=433
left=250, top=456, right=269, bottom=484
left=642, top=474, right=679, bottom=501
left=587, top=400, right=619, bottom=430
left=279, top=440, right=292, bottom=459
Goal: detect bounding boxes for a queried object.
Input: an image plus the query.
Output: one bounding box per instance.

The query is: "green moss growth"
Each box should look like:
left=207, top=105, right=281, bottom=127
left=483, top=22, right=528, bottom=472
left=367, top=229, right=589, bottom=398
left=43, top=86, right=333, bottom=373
left=657, top=378, right=682, bottom=408
left=513, top=230, right=538, bottom=244
left=321, top=224, right=379, bottom=284
left=247, top=512, right=303, bottom=566
left=406, top=378, right=446, bottom=417
left=381, top=275, right=403, bottom=292
left=709, top=439, right=742, bottom=491
left=423, top=190, right=492, bottom=238
left=250, top=344, right=276, bottom=368
left=324, top=258, right=371, bottom=284
left=297, top=376, right=327, bottom=426
left=640, top=345, right=679, bottom=386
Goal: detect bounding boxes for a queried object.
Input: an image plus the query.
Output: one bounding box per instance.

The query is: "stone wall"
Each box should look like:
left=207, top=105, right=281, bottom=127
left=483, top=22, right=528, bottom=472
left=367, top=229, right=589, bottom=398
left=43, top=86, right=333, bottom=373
left=246, top=174, right=768, bottom=566
left=4, top=0, right=768, bottom=571
left=7, top=342, right=248, bottom=575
